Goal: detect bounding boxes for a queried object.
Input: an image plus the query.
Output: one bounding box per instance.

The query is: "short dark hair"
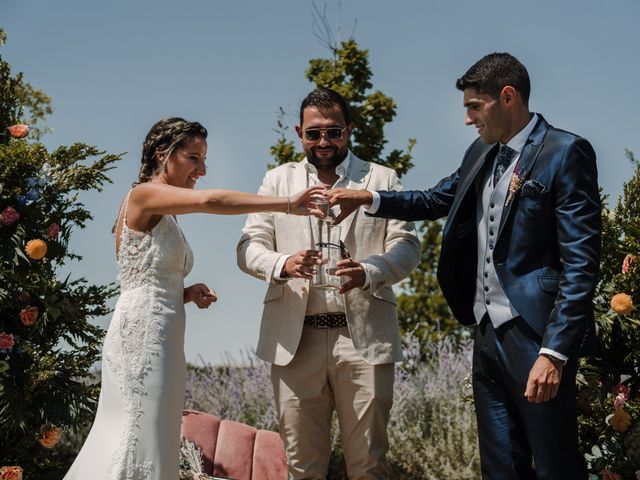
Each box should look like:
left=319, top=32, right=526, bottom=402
left=299, top=88, right=351, bottom=126
left=456, top=53, right=531, bottom=105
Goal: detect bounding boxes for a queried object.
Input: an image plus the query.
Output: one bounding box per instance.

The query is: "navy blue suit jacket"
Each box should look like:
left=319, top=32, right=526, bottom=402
left=374, top=115, right=600, bottom=358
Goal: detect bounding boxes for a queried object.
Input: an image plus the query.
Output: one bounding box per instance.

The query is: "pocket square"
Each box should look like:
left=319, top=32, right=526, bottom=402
left=520, top=179, right=546, bottom=197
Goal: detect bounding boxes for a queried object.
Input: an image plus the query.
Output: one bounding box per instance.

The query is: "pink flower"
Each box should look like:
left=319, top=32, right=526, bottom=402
left=614, top=393, right=625, bottom=409
left=613, top=384, right=630, bottom=400
left=0, top=333, right=15, bottom=351
left=46, top=223, right=60, bottom=240
left=601, top=470, right=622, bottom=480
left=0, top=207, right=19, bottom=226
left=7, top=124, right=29, bottom=139
left=622, top=254, right=636, bottom=274
left=0, top=466, right=23, bottom=480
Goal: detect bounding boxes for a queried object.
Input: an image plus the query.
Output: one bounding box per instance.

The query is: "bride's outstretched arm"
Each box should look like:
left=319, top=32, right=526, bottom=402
left=130, top=183, right=325, bottom=217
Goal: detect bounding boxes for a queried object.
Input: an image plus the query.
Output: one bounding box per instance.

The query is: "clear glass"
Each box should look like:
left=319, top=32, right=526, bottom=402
left=313, top=222, right=343, bottom=290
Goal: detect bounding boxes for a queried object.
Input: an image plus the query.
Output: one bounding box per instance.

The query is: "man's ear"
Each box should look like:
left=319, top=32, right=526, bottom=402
left=501, top=86, right=517, bottom=107
left=294, top=125, right=303, bottom=139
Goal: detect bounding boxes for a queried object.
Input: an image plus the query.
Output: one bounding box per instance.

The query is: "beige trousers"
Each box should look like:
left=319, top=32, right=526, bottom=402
left=271, top=325, right=394, bottom=480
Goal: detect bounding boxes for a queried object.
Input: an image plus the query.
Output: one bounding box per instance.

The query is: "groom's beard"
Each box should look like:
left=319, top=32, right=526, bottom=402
left=306, top=145, right=348, bottom=171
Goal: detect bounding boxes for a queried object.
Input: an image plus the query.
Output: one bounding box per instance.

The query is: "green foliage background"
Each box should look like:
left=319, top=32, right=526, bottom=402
left=0, top=30, right=121, bottom=478
left=578, top=150, right=640, bottom=478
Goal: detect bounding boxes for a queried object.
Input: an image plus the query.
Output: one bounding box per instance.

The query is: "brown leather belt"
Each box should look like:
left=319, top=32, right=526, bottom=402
left=304, top=313, right=347, bottom=329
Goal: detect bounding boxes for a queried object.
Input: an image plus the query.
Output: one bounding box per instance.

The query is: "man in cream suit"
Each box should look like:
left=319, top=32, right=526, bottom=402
left=237, top=88, right=420, bottom=479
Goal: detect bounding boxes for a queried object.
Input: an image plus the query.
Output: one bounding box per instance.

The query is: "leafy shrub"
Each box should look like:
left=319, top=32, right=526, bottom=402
left=578, top=151, right=640, bottom=479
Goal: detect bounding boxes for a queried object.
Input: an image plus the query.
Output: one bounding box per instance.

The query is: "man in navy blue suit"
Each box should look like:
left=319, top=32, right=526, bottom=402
left=326, top=53, right=600, bottom=479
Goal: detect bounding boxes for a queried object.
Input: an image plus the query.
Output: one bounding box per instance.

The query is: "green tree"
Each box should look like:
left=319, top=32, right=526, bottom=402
left=0, top=31, right=121, bottom=478
left=269, top=28, right=414, bottom=175
left=396, top=220, right=463, bottom=344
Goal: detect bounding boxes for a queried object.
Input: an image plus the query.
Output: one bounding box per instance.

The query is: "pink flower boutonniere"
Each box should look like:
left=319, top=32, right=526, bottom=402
left=505, top=166, right=524, bottom=207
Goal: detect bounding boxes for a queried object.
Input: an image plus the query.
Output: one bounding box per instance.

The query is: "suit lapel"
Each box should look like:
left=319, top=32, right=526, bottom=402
left=289, top=160, right=315, bottom=249
left=340, top=153, right=372, bottom=242
left=497, top=116, right=549, bottom=238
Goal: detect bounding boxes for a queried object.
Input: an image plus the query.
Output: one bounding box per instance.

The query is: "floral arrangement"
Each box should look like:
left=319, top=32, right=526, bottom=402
left=578, top=151, right=640, bottom=480
left=0, top=33, right=120, bottom=478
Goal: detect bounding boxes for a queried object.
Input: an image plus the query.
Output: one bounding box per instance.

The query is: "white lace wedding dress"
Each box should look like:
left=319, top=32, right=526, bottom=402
left=65, top=198, right=193, bottom=479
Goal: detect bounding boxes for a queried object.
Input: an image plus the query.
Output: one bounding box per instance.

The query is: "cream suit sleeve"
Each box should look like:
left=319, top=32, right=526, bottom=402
left=359, top=169, right=421, bottom=294
left=236, top=170, right=287, bottom=284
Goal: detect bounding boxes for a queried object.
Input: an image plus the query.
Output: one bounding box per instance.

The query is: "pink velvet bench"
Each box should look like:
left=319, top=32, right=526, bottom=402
left=181, top=410, right=288, bottom=480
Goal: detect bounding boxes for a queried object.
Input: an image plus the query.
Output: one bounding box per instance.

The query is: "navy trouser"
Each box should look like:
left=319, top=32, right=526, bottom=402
left=472, top=315, right=587, bottom=480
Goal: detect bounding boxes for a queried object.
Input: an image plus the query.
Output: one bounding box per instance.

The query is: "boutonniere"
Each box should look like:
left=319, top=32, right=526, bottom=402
left=505, top=163, right=524, bottom=207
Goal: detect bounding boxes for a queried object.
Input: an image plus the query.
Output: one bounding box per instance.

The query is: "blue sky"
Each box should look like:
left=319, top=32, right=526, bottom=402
left=3, top=0, right=639, bottom=363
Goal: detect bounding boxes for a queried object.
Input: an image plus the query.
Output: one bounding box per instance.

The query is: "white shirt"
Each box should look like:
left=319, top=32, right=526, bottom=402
left=273, top=153, right=369, bottom=315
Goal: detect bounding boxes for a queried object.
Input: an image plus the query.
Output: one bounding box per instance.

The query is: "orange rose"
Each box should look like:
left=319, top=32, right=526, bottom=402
left=611, top=293, right=633, bottom=315
left=25, top=239, right=47, bottom=260
left=38, top=424, right=62, bottom=449
left=7, top=124, right=29, bottom=139
left=611, top=407, right=632, bottom=433
left=19, top=306, right=38, bottom=327
left=0, top=466, right=23, bottom=480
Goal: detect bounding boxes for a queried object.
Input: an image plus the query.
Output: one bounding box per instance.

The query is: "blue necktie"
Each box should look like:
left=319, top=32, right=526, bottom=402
left=493, top=145, right=516, bottom=187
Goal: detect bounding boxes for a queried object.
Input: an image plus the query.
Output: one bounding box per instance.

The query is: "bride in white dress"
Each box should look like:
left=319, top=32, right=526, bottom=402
left=64, top=118, right=323, bottom=479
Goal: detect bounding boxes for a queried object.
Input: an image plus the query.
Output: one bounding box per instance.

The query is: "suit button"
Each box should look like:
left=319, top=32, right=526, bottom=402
left=489, top=244, right=494, bottom=250
left=486, top=299, right=491, bottom=305
left=486, top=258, right=491, bottom=263
left=490, top=216, right=495, bottom=222
left=484, top=286, right=489, bottom=292
left=490, top=202, right=495, bottom=208
left=484, top=272, right=488, bottom=278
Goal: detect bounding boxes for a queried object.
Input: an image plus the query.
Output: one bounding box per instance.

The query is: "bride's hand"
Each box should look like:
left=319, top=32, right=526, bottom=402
left=289, top=185, right=327, bottom=218
left=184, top=283, right=217, bottom=309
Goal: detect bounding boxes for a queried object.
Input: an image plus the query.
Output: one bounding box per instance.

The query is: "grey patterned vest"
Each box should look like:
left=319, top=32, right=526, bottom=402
left=473, top=154, right=521, bottom=328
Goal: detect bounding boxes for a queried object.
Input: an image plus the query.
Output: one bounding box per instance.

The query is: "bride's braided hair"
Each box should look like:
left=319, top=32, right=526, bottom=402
left=135, top=117, right=208, bottom=186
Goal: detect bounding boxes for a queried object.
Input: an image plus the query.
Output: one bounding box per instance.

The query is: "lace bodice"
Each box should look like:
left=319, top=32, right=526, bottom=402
left=117, top=195, right=193, bottom=293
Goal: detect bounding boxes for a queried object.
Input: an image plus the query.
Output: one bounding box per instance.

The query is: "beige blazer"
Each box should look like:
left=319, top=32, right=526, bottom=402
left=236, top=153, right=420, bottom=366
